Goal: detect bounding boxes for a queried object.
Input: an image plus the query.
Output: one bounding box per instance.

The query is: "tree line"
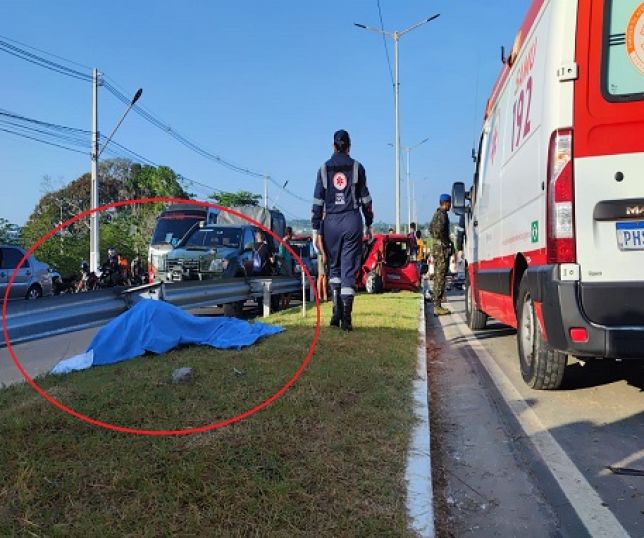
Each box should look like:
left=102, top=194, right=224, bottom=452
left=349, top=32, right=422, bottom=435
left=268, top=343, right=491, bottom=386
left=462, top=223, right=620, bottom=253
left=5, top=159, right=267, bottom=277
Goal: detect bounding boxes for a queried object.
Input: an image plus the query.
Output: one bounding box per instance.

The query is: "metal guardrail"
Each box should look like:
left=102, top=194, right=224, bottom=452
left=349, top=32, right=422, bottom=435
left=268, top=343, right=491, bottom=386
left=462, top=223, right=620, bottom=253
left=2, top=276, right=309, bottom=347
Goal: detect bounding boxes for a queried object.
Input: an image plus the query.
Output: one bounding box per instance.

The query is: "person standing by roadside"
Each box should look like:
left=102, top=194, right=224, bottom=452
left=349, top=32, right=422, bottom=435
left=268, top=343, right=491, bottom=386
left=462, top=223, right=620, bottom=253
left=252, top=230, right=274, bottom=276
left=429, top=194, right=453, bottom=315
left=409, top=222, right=418, bottom=259
left=314, top=221, right=329, bottom=303
left=279, top=227, right=294, bottom=309
left=279, top=227, right=294, bottom=277
left=130, top=254, right=144, bottom=285
left=415, top=230, right=426, bottom=272
left=311, top=129, right=374, bottom=331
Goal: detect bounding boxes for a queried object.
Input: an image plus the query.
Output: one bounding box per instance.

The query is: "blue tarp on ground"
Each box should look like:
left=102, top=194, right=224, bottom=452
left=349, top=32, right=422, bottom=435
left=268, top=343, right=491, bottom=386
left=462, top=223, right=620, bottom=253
left=51, top=300, right=284, bottom=375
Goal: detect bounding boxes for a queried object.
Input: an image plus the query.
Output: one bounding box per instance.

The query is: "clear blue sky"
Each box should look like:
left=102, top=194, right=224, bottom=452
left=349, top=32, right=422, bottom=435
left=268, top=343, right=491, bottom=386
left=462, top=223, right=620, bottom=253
left=0, top=0, right=531, bottom=227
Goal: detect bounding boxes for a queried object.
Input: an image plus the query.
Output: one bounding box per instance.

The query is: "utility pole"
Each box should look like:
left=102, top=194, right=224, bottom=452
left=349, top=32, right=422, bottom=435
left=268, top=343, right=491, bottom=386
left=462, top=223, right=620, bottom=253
left=90, top=68, right=100, bottom=273
left=411, top=179, right=416, bottom=225
left=406, top=146, right=411, bottom=232
left=88, top=76, right=142, bottom=272
left=354, top=14, right=440, bottom=233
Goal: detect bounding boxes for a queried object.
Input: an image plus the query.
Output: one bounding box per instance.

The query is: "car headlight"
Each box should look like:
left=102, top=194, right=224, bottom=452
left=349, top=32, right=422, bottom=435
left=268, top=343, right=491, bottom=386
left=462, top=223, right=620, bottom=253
left=152, top=254, right=167, bottom=271
left=207, top=258, right=229, bottom=273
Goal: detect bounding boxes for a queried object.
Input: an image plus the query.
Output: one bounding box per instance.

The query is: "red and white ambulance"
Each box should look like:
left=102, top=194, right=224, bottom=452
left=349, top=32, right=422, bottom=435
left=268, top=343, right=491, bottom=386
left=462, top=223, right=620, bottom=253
left=452, top=0, right=644, bottom=389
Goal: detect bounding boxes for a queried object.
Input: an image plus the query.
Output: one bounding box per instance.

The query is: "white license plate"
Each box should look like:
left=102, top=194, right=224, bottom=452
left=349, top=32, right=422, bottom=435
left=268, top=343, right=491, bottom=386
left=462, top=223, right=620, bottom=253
left=616, top=221, right=644, bottom=250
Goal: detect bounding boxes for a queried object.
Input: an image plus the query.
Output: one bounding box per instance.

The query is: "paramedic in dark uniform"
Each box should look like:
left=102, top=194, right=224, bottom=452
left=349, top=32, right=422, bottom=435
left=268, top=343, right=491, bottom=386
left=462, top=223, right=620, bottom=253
left=311, top=129, right=374, bottom=331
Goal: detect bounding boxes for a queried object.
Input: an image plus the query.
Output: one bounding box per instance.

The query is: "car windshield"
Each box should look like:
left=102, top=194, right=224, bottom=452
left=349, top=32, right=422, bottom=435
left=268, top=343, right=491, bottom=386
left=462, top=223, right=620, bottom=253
left=603, top=0, right=644, bottom=100
left=184, top=228, right=242, bottom=249
left=151, top=217, right=201, bottom=245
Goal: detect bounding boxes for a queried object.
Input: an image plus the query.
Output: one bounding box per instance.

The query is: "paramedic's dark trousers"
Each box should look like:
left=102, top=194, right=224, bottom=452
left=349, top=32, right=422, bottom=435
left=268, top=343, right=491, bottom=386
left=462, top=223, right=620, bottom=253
left=323, top=211, right=363, bottom=297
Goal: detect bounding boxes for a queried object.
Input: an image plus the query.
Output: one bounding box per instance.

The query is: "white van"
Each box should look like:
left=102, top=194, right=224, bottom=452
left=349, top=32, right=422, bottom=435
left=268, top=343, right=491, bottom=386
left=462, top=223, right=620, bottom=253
left=452, top=0, right=644, bottom=389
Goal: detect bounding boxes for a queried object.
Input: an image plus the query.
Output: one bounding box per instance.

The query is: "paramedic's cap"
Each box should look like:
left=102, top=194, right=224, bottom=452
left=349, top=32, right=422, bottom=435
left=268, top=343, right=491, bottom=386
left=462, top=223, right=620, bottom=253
left=333, top=129, right=351, bottom=147
left=440, top=193, right=452, bottom=203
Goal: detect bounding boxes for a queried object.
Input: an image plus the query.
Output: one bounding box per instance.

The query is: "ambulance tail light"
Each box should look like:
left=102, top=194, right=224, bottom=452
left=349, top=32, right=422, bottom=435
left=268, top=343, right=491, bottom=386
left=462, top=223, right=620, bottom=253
left=547, top=128, right=576, bottom=264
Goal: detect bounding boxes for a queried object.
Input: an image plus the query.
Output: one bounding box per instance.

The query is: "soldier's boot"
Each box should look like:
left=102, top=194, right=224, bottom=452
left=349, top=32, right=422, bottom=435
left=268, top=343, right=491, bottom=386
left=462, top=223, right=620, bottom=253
left=330, top=288, right=343, bottom=328
left=341, top=295, right=354, bottom=332
left=434, top=304, right=451, bottom=316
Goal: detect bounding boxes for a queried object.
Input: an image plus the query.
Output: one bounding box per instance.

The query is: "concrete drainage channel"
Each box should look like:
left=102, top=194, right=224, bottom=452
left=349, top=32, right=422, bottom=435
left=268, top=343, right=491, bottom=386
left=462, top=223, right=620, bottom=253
left=405, top=297, right=435, bottom=537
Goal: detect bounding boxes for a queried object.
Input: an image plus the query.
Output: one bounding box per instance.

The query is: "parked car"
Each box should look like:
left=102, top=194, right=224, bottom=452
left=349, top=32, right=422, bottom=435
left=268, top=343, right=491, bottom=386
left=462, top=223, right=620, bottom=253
left=290, top=235, right=318, bottom=278
left=166, top=223, right=257, bottom=281
left=358, top=234, right=423, bottom=294
left=446, top=255, right=466, bottom=291
left=148, top=203, right=219, bottom=282
left=0, top=245, right=53, bottom=300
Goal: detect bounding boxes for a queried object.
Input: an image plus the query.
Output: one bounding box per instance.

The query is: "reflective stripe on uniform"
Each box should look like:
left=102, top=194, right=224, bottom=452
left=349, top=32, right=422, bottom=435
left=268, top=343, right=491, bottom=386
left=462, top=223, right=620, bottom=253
left=329, top=277, right=342, bottom=284
left=352, top=160, right=359, bottom=210
left=320, top=164, right=328, bottom=190
left=313, top=198, right=324, bottom=206
left=341, top=287, right=356, bottom=296
left=360, top=195, right=372, bottom=205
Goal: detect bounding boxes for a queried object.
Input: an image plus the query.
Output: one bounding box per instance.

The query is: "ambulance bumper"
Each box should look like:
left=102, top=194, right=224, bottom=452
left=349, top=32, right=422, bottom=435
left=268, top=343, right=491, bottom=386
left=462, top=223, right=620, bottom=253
left=526, top=266, right=644, bottom=359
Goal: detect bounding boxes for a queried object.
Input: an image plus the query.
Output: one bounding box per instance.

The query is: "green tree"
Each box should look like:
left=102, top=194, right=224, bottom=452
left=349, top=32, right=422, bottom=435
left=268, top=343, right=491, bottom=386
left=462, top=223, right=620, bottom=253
left=0, top=218, right=21, bottom=245
left=209, top=191, right=262, bottom=207
left=21, top=159, right=190, bottom=276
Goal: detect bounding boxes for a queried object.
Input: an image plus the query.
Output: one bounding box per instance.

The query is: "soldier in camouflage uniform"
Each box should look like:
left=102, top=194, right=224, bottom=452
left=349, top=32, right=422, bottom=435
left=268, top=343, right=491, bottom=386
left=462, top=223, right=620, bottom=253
left=429, top=194, right=453, bottom=315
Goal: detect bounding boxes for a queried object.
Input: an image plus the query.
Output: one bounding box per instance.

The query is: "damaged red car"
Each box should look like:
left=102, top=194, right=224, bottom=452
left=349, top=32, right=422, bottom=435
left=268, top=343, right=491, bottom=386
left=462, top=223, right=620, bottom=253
left=357, top=233, right=425, bottom=294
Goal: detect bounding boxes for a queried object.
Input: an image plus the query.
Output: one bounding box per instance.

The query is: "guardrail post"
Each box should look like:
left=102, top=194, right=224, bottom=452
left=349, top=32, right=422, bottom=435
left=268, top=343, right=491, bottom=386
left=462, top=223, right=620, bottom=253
left=301, top=270, right=307, bottom=317
left=309, top=276, right=315, bottom=303
left=263, top=281, right=271, bottom=318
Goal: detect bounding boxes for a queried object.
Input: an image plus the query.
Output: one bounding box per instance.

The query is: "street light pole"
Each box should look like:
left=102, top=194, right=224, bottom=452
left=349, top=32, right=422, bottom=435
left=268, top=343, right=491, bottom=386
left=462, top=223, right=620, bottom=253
left=355, top=14, right=440, bottom=234
left=264, top=173, right=268, bottom=209
left=406, top=146, right=411, bottom=231
left=394, top=32, right=401, bottom=234
left=90, top=68, right=100, bottom=273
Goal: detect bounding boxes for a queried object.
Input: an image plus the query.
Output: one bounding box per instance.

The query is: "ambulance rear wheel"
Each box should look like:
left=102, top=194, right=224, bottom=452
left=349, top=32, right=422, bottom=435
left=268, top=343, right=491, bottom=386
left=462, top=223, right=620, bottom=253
left=365, top=272, right=383, bottom=294
left=465, top=278, right=487, bottom=330
left=516, top=277, right=567, bottom=390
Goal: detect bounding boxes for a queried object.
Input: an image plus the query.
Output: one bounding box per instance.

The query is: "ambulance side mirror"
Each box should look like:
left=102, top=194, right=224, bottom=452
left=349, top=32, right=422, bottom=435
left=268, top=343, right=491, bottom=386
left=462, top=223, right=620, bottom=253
left=452, top=182, right=470, bottom=216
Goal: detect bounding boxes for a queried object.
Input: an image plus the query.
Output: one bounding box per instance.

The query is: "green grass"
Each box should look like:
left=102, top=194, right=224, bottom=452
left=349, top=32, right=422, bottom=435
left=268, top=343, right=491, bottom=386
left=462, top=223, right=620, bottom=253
left=0, top=292, right=420, bottom=537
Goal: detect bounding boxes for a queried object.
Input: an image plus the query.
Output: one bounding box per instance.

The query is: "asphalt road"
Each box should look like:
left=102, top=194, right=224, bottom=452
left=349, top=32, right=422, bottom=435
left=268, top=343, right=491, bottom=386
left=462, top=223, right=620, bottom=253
left=434, top=294, right=643, bottom=537
left=0, top=300, right=281, bottom=387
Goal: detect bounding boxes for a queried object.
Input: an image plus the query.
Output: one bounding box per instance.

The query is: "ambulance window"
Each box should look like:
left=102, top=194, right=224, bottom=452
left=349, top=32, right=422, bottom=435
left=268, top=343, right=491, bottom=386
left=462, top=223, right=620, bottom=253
left=472, top=132, right=485, bottom=206
left=603, top=0, right=644, bottom=101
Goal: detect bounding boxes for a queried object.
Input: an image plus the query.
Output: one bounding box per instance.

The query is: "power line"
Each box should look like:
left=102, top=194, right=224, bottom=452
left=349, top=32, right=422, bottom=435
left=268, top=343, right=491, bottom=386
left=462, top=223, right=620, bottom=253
left=0, top=126, right=88, bottom=154
left=0, top=39, right=91, bottom=81
left=376, top=0, right=394, bottom=88
left=0, top=36, right=311, bottom=204
left=0, top=33, right=93, bottom=70
left=102, top=77, right=311, bottom=203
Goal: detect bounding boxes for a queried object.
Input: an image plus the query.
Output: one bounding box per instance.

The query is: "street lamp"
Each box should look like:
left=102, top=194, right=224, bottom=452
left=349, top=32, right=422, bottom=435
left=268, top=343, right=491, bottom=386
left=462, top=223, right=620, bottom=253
left=355, top=14, right=440, bottom=233
left=89, top=73, right=142, bottom=272
left=389, top=136, right=430, bottom=232
left=405, top=137, right=429, bottom=231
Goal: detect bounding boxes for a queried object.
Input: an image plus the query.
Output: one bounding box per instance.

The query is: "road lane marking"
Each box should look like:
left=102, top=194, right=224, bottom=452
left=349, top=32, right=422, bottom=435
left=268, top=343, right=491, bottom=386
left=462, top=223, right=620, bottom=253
left=436, top=311, right=630, bottom=538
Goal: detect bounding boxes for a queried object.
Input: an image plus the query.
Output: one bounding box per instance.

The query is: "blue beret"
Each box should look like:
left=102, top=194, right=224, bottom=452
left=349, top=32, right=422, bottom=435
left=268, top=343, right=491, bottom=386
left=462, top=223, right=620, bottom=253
left=440, top=193, right=452, bottom=203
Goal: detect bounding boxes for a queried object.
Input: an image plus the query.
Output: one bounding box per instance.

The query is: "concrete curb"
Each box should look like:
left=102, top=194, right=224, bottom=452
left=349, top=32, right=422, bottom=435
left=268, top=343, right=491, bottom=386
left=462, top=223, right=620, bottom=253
left=405, top=297, right=435, bottom=537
